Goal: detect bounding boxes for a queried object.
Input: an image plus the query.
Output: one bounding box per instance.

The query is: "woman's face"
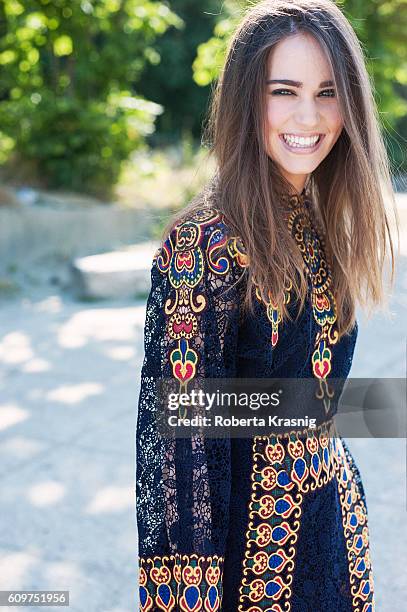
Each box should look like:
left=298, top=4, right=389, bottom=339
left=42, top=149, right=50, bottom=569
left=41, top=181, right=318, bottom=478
left=265, top=32, right=343, bottom=194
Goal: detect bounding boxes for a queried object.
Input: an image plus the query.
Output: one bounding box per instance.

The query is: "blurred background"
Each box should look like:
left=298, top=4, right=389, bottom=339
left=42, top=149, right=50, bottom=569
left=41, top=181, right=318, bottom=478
left=0, top=1, right=405, bottom=611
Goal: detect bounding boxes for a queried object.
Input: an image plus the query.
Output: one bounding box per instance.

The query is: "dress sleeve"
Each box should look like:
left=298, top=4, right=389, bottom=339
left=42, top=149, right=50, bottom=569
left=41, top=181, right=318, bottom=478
left=136, top=208, right=247, bottom=610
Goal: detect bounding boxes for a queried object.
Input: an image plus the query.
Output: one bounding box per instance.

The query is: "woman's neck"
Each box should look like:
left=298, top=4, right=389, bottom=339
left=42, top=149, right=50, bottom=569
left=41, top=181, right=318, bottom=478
left=286, top=174, right=311, bottom=196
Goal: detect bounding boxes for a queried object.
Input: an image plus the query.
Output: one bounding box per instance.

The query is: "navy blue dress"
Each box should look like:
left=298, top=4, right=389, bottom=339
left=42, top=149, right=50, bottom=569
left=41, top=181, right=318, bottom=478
left=136, top=190, right=374, bottom=612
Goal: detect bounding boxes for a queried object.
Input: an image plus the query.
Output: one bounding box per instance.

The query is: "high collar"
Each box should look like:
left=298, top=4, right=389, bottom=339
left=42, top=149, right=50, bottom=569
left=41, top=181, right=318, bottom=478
left=281, top=174, right=312, bottom=206
left=280, top=185, right=311, bottom=210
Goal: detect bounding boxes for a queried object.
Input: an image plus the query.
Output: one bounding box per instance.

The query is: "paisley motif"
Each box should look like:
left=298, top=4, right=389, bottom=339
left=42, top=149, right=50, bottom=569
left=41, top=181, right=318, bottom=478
left=227, top=236, right=250, bottom=268
left=206, top=228, right=230, bottom=274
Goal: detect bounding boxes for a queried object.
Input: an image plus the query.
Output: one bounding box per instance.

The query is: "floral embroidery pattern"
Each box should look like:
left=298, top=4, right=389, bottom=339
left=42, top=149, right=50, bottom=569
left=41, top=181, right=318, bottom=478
left=156, top=208, right=227, bottom=395
left=227, top=236, right=250, bottom=269
left=254, top=280, right=292, bottom=347
left=139, top=554, right=224, bottom=612
left=285, top=193, right=339, bottom=414
left=333, top=438, right=375, bottom=612
left=225, top=232, right=290, bottom=348
left=238, top=192, right=373, bottom=610
left=140, top=207, right=242, bottom=609
left=139, top=199, right=373, bottom=611
left=238, top=426, right=338, bottom=611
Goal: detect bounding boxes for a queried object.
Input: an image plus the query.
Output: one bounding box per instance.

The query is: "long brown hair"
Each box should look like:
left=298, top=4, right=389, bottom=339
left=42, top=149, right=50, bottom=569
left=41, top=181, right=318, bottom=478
left=163, top=0, right=398, bottom=338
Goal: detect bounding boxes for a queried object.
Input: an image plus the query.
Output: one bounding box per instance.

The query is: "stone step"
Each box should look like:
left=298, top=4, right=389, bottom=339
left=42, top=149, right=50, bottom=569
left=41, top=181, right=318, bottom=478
left=70, top=242, right=159, bottom=299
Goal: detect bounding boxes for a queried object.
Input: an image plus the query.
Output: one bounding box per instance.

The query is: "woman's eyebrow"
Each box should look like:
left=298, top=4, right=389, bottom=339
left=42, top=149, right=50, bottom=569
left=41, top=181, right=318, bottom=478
left=266, top=78, right=334, bottom=87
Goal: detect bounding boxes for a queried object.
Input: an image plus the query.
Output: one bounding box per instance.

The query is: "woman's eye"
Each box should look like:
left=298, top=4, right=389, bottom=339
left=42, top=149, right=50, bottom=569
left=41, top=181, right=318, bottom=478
left=270, top=88, right=336, bottom=97
left=320, top=89, right=336, bottom=97
left=270, top=89, right=293, bottom=96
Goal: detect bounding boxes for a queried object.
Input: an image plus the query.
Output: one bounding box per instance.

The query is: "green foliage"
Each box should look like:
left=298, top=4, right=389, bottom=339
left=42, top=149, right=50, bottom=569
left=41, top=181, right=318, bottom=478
left=193, top=0, right=238, bottom=87
left=340, top=1, right=407, bottom=116
left=192, top=0, right=407, bottom=172
left=136, top=0, right=223, bottom=141
left=0, top=0, right=182, bottom=196
left=340, top=0, right=407, bottom=171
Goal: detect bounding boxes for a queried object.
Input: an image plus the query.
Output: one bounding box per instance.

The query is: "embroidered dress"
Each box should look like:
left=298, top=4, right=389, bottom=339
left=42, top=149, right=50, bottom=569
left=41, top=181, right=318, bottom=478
left=136, top=189, right=374, bottom=612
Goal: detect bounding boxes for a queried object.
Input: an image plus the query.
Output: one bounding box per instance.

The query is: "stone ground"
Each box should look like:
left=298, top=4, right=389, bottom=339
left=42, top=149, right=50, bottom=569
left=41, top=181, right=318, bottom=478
left=0, top=202, right=406, bottom=611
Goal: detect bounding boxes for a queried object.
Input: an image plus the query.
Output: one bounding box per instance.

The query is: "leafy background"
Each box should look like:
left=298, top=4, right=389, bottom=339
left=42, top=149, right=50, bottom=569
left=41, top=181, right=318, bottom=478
left=0, top=0, right=405, bottom=198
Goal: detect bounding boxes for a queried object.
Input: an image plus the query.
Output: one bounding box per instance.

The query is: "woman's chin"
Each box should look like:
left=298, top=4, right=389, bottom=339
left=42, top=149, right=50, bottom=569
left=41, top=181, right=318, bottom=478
left=279, top=163, right=318, bottom=178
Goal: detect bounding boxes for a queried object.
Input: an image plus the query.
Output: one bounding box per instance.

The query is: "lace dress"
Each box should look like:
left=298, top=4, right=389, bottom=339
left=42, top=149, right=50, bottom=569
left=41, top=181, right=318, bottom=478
left=136, top=189, right=374, bottom=612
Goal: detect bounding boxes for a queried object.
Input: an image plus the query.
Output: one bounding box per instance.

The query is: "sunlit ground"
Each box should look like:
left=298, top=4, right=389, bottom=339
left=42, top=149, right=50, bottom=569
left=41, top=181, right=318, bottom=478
left=0, top=294, right=146, bottom=611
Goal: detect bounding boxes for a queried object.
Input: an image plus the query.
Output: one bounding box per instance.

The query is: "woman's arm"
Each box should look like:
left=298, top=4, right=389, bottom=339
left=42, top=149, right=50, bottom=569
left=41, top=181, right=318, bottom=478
left=136, top=208, right=246, bottom=609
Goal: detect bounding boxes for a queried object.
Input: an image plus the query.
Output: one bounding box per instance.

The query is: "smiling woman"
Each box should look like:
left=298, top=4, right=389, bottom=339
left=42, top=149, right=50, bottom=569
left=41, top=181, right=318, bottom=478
left=265, top=34, right=344, bottom=193
left=136, top=1, right=397, bottom=610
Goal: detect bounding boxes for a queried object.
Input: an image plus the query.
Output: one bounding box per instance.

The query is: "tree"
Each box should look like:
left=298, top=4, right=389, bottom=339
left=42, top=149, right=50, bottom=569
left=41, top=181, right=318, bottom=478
left=136, top=0, right=222, bottom=141
left=0, top=0, right=182, bottom=196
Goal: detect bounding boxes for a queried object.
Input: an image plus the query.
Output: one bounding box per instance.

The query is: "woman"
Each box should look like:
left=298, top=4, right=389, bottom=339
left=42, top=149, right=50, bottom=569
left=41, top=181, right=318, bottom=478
left=136, top=0, right=396, bottom=610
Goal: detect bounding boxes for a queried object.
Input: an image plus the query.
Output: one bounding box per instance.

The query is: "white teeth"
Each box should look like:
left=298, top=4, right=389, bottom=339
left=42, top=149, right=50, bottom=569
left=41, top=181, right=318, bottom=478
left=282, top=134, right=320, bottom=148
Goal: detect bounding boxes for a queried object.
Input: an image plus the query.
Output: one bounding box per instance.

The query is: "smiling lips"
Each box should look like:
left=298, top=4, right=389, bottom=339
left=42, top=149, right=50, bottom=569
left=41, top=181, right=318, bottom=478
left=279, top=133, right=325, bottom=152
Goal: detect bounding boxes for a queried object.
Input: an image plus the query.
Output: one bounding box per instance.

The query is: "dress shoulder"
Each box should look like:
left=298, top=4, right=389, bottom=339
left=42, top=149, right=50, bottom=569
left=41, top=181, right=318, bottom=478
left=153, top=206, right=249, bottom=292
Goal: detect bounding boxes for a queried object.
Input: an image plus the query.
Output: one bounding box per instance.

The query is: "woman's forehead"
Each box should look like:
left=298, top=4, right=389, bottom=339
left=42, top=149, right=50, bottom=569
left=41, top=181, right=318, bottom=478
left=267, top=33, right=334, bottom=82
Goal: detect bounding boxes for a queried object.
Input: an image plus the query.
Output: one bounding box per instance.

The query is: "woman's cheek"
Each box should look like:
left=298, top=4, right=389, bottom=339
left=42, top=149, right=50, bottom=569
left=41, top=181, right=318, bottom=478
left=326, top=103, right=343, bottom=133
left=266, top=100, right=286, bottom=129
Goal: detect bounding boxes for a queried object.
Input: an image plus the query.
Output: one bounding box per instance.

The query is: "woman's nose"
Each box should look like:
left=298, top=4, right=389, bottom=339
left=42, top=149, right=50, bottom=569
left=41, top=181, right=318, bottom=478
left=294, top=99, right=321, bottom=127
